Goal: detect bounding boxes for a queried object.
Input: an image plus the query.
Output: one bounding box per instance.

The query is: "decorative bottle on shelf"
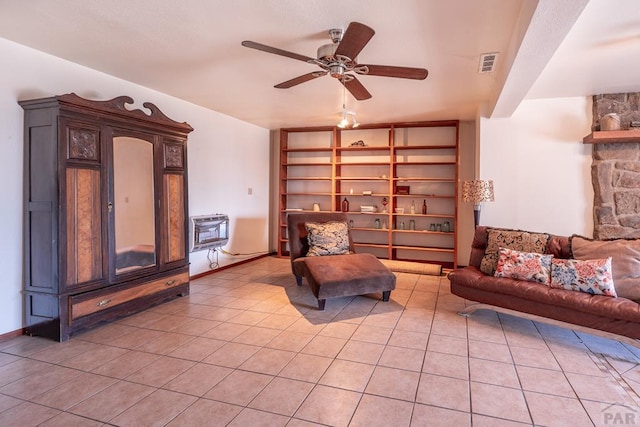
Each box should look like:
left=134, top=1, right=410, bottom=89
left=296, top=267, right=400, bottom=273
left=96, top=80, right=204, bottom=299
left=342, top=197, right=349, bottom=212
left=410, top=200, right=416, bottom=214
left=422, top=200, right=427, bottom=214
left=443, top=221, right=450, bottom=232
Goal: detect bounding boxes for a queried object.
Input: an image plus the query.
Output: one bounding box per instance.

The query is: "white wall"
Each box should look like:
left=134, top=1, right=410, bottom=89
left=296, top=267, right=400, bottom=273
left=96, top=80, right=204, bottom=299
left=0, top=38, right=270, bottom=335
left=478, top=97, right=594, bottom=237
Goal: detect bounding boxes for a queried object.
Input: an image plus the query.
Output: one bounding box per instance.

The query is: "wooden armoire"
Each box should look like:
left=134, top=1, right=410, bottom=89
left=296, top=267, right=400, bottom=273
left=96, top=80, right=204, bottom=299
left=21, top=93, right=192, bottom=341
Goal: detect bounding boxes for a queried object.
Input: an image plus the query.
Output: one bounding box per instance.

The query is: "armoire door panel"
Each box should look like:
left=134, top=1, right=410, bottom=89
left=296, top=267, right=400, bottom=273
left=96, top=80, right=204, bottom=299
left=67, top=127, right=100, bottom=162
left=163, top=174, right=185, bottom=263
left=66, top=168, right=103, bottom=288
left=163, top=142, right=184, bottom=169
left=27, top=205, right=54, bottom=291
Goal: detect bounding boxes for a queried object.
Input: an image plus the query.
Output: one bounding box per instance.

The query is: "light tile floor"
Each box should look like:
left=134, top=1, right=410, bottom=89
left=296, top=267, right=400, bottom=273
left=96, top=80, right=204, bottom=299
left=1, top=256, right=640, bottom=426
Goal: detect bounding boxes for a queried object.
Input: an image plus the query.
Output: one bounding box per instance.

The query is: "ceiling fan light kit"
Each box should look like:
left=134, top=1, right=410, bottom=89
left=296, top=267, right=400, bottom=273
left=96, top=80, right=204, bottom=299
left=337, top=110, right=359, bottom=129
left=241, top=22, right=429, bottom=101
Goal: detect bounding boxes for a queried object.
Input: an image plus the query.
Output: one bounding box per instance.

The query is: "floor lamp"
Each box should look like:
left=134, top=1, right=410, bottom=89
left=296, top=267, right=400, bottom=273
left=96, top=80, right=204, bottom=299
left=462, top=180, right=494, bottom=228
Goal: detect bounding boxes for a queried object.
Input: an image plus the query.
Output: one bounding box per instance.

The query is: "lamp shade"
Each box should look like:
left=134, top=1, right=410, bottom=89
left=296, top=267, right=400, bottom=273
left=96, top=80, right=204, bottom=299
left=462, top=180, right=494, bottom=204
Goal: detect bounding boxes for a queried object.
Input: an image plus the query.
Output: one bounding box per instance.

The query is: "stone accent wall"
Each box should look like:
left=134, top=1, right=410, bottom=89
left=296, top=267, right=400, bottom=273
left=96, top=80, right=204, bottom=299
left=591, top=93, right=640, bottom=239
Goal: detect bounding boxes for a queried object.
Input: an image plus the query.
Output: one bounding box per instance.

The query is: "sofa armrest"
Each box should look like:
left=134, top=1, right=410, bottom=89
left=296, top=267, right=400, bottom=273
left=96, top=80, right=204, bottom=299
left=448, top=266, right=485, bottom=286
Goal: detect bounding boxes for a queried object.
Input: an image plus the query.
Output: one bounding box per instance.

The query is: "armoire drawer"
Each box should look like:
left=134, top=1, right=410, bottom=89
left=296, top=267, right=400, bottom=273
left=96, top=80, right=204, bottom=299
left=70, top=272, right=189, bottom=320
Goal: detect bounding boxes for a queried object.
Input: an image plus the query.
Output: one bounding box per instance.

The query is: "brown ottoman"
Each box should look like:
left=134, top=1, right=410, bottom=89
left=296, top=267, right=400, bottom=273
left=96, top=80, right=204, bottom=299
left=301, top=253, right=396, bottom=310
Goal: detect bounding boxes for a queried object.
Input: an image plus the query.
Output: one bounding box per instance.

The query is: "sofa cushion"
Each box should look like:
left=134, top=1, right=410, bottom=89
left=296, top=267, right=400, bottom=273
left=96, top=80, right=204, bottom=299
left=305, top=221, right=350, bottom=256
left=571, top=235, right=640, bottom=303
left=550, top=258, right=616, bottom=297
left=494, top=247, right=552, bottom=285
left=480, top=228, right=551, bottom=275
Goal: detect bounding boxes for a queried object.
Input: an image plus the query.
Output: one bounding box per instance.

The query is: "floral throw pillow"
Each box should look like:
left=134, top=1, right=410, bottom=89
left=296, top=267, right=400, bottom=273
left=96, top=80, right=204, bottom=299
left=305, top=221, right=350, bottom=256
left=550, top=258, right=616, bottom=297
left=480, top=228, right=550, bottom=275
left=494, top=247, right=553, bottom=285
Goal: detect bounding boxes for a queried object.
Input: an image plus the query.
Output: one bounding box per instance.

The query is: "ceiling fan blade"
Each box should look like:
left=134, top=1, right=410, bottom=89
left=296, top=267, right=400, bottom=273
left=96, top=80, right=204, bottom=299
left=241, top=40, right=315, bottom=62
left=342, top=76, right=372, bottom=100
left=359, top=64, right=429, bottom=80
left=275, top=72, right=325, bottom=89
left=334, top=22, right=375, bottom=60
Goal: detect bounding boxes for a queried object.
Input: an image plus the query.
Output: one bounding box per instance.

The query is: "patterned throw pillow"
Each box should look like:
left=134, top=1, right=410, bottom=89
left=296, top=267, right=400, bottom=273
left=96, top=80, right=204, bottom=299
left=305, top=221, right=350, bottom=256
left=494, top=247, right=553, bottom=285
left=550, top=258, right=616, bottom=297
left=480, top=228, right=551, bottom=275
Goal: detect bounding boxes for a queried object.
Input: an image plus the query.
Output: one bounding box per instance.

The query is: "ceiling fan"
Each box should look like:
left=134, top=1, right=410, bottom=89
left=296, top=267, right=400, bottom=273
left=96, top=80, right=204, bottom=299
left=241, top=22, right=428, bottom=100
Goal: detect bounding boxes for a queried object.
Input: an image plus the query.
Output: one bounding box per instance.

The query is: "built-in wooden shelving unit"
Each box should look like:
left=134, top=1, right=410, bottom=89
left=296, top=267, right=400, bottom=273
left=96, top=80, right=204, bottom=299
left=278, top=120, right=460, bottom=268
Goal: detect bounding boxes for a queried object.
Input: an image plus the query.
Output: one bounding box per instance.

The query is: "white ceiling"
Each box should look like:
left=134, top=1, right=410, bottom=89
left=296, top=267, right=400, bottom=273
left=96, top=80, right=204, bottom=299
left=1, top=0, right=639, bottom=129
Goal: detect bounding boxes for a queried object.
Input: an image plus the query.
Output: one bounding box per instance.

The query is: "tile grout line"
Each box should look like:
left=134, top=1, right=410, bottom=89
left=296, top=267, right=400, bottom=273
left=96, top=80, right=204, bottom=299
left=592, top=352, right=640, bottom=407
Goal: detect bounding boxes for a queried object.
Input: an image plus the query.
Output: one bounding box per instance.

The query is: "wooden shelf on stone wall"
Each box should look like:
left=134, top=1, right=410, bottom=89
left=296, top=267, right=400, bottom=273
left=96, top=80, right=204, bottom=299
left=583, top=129, right=640, bottom=144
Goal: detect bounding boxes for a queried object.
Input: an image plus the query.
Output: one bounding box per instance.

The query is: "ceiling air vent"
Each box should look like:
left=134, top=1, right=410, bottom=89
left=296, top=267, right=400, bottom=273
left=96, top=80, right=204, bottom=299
left=478, top=52, right=498, bottom=73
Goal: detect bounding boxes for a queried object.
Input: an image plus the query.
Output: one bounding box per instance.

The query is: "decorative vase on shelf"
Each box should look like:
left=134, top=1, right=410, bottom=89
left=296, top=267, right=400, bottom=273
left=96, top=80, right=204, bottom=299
left=601, top=113, right=621, bottom=131
left=342, top=197, right=349, bottom=212
left=381, top=197, right=388, bottom=213
left=410, top=200, right=416, bottom=214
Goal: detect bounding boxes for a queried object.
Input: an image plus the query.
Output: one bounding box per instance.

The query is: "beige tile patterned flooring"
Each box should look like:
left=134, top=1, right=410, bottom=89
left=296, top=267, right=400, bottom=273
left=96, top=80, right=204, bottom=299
left=1, top=256, right=640, bottom=426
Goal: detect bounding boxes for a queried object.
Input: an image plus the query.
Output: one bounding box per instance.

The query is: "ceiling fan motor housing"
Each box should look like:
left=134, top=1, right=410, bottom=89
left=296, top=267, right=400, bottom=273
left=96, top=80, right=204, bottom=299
left=329, top=64, right=344, bottom=78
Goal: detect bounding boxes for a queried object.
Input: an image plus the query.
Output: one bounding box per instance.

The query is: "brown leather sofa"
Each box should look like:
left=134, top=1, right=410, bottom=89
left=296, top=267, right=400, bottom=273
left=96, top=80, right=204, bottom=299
left=448, top=226, right=640, bottom=345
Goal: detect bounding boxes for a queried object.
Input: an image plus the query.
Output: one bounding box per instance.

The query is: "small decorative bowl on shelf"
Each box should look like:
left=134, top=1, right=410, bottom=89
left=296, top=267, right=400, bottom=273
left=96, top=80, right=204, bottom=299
left=395, top=208, right=404, bottom=214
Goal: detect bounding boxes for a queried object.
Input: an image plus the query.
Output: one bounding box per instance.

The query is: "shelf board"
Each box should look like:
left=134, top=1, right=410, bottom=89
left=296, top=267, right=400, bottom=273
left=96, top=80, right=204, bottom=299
left=395, top=161, right=456, bottom=166
left=336, top=176, right=389, bottom=181
left=282, top=192, right=333, bottom=196
left=393, top=213, right=455, bottom=218
left=394, top=144, right=457, bottom=150
left=338, top=193, right=388, bottom=197
left=394, top=194, right=455, bottom=199
left=282, top=147, right=333, bottom=152
left=392, top=229, right=455, bottom=234
left=336, top=146, right=390, bottom=151
left=583, top=129, right=640, bottom=144
left=345, top=211, right=386, bottom=215
left=392, top=245, right=455, bottom=253
left=283, top=163, right=332, bottom=167
left=281, top=209, right=333, bottom=213
left=351, top=227, right=391, bottom=232
left=335, top=162, right=390, bottom=166
left=395, top=178, right=456, bottom=182
left=353, top=243, right=389, bottom=249
left=282, top=177, right=332, bottom=180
